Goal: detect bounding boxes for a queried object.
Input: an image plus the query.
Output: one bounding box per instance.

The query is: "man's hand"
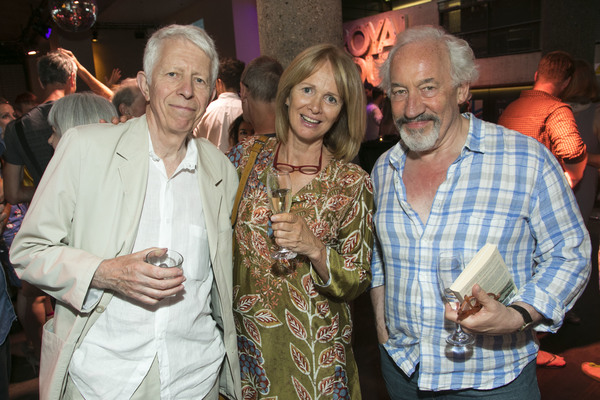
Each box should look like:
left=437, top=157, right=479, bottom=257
left=370, top=285, right=389, bottom=344
left=444, top=284, right=539, bottom=335
left=91, top=248, right=185, bottom=305
left=99, top=115, right=130, bottom=124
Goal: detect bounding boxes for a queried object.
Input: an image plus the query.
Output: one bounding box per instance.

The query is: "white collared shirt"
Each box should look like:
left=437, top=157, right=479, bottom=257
left=69, top=135, right=225, bottom=399
left=197, top=92, right=242, bottom=153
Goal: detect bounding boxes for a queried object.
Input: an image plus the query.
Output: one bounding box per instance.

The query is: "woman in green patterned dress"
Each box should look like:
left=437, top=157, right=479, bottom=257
left=228, top=44, right=374, bottom=399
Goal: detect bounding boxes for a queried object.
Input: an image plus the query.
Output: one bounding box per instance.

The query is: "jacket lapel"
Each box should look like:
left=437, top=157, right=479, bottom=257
left=195, top=139, right=223, bottom=264
left=116, top=117, right=150, bottom=223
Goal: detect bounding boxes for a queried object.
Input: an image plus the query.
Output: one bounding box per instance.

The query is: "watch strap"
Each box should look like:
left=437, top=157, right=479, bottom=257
left=508, top=304, right=533, bottom=331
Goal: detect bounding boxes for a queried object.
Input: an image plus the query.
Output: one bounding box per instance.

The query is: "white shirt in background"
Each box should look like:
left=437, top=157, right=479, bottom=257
left=197, top=92, right=243, bottom=153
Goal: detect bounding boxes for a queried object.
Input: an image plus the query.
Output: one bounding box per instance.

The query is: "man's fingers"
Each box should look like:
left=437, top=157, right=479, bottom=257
left=133, top=282, right=185, bottom=305
left=471, top=284, right=494, bottom=305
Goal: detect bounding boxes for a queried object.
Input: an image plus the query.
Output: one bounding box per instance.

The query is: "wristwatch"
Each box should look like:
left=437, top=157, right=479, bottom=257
left=508, top=304, right=534, bottom=332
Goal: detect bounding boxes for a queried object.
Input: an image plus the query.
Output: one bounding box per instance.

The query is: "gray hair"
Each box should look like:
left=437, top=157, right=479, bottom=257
left=379, top=25, right=479, bottom=92
left=37, top=50, right=77, bottom=87
left=143, top=24, right=219, bottom=91
left=48, top=92, right=117, bottom=137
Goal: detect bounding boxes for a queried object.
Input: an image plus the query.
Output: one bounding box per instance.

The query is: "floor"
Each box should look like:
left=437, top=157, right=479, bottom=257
left=7, top=226, right=600, bottom=400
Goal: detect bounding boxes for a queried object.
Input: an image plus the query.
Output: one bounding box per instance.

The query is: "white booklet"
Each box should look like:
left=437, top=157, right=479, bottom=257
left=450, top=243, right=517, bottom=304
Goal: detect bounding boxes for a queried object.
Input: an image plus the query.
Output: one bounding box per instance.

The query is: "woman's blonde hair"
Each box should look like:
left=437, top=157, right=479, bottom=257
left=275, top=44, right=366, bottom=162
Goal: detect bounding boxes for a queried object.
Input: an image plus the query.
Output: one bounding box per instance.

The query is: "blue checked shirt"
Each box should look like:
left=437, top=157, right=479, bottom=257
left=371, top=114, right=591, bottom=391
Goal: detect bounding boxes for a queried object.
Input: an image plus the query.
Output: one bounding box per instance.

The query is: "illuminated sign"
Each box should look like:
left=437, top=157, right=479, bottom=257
left=344, top=11, right=406, bottom=86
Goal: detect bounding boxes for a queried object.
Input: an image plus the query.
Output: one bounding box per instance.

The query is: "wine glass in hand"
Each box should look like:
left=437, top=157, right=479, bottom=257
left=437, top=252, right=475, bottom=347
left=266, top=169, right=297, bottom=260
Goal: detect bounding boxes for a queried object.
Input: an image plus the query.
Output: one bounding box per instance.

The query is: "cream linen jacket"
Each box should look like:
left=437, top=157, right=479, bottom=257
left=10, top=116, right=241, bottom=400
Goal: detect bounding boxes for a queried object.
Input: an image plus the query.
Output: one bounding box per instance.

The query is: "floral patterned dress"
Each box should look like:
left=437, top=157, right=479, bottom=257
left=228, top=137, right=374, bottom=400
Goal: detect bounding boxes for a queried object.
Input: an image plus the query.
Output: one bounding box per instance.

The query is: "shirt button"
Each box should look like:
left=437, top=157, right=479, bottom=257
left=96, top=305, right=105, bottom=313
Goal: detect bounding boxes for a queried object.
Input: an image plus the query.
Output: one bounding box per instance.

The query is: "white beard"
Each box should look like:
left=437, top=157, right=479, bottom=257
left=397, top=119, right=440, bottom=152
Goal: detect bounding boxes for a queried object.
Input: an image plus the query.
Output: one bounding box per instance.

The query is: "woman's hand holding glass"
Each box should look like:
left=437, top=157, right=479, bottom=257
left=269, top=205, right=329, bottom=281
left=266, top=170, right=297, bottom=260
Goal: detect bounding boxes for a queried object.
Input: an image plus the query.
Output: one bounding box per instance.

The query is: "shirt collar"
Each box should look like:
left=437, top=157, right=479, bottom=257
left=462, top=112, right=484, bottom=155
left=148, top=132, right=198, bottom=172
left=218, top=92, right=241, bottom=100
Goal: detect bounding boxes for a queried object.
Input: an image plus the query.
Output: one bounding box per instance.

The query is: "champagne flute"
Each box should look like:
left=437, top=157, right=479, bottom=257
left=266, top=169, right=297, bottom=260
left=437, top=252, right=475, bottom=347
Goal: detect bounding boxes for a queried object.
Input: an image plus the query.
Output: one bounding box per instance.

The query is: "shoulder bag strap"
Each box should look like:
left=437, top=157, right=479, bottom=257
left=231, top=136, right=268, bottom=227
left=14, top=119, right=43, bottom=179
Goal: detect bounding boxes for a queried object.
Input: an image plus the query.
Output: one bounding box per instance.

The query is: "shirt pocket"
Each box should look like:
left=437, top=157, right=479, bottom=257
left=463, top=213, right=524, bottom=251
left=185, top=224, right=210, bottom=281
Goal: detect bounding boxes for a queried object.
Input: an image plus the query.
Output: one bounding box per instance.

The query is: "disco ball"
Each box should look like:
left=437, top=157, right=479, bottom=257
left=50, top=0, right=98, bottom=32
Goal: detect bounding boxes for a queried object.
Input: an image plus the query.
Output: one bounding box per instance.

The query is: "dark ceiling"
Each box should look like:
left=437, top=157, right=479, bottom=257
left=0, top=0, right=202, bottom=62
left=0, top=0, right=393, bottom=63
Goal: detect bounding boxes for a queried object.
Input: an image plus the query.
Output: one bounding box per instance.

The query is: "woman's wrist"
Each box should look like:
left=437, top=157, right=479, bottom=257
left=308, top=242, right=327, bottom=266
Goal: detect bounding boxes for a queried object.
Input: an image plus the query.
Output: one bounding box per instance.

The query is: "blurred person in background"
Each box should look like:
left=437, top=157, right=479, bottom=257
left=13, top=92, right=38, bottom=119
left=227, top=114, right=254, bottom=149
left=0, top=98, right=18, bottom=397
left=498, top=51, right=587, bottom=189
left=47, top=92, right=118, bottom=149
left=0, top=99, right=16, bottom=138
left=559, top=59, right=600, bottom=381
left=559, top=58, right=600, bottom=222
left=111, top=78, right=147, bottom=120
left=0, top=99, right=24, bottom=289
left=196, top=58, right=245, bottom=152
left=364, top=86, right=384, bottom=142
left=239, top=56, right=283, bottom=137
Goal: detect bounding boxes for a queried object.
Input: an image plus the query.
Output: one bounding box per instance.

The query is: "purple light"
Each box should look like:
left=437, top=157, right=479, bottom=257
left=45, top=27, right=52, bottom=39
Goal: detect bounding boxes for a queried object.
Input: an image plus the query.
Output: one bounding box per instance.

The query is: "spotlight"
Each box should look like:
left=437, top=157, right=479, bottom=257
left=92, top=30, right=98, bottom=42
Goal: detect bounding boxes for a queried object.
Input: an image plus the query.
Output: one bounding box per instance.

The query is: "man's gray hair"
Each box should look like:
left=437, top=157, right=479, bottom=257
left=48, top=92, right=117, bottom=137
left=143, top=24, right=219, bottom=91
left=379, top=25, right=479, bottom=92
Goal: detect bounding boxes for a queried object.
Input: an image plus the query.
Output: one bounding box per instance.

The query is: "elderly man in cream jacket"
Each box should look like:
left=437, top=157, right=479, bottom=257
left=10, top=24, right=241, bottom=400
